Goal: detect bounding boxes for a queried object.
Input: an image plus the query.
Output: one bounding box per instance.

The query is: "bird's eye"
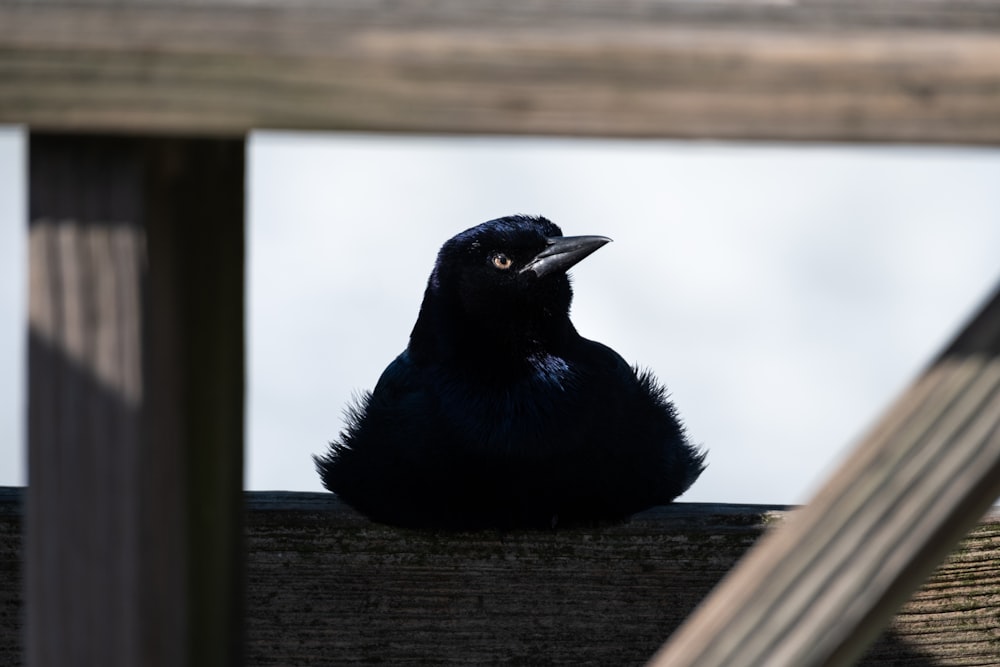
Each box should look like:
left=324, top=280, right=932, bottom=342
left=491, top=253, right=513, bottom=270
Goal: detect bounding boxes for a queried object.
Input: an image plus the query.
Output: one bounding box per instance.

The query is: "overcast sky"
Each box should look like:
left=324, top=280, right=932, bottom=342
left=3, top=126, right=999, bottom=505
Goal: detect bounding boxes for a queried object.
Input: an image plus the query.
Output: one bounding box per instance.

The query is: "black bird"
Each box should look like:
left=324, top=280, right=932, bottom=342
left=315, top=215, right=705, bottom=529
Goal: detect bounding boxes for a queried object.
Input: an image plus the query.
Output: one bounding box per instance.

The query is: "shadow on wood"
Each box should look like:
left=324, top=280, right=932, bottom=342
left=25, top=134, right=245, bottom=667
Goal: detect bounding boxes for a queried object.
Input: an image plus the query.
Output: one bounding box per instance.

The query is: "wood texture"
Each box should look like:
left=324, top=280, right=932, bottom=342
left=142, top=134, right=247, bottom=667
left=3, top=489, right=1000, bottom=664
left=2, top=0, right=1000, bottom=142
left=26, top=138, right=148, bottom=667
left=25, top=135, right=245, bottom=667
left=650, top=284, right=1000, bottom=667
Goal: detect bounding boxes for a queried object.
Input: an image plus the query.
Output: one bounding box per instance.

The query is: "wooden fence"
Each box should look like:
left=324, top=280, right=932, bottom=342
left=2, top=489, right=1000, bottom=665
left=2, top=1, right=1000, bottom=665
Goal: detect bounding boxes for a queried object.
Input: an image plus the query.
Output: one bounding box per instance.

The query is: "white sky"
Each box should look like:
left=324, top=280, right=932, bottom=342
left=2, top=126, right=999, bottom=505
left=0, top=128, right=25, bottom=489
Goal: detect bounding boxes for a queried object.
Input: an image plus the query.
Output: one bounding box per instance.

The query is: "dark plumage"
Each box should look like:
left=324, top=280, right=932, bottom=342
left=315, top=214, right=705, bottom=529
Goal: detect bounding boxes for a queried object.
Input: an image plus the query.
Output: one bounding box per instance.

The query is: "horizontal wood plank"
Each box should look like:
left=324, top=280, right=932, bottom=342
left=2, top=489, right=1000, bottom=664
left=2, top=0, right=1000, bottom=142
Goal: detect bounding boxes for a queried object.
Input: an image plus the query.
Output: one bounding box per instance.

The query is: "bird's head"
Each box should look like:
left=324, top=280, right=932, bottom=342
left=409, top=215, right=611, bottom=365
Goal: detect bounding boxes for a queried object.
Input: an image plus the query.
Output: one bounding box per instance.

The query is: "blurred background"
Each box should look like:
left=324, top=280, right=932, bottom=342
left=2, top=124, right=999, bottom=504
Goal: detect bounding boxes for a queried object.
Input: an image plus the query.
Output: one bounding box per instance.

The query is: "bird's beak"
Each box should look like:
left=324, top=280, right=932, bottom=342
left=520, top=235, right=612, bottom=279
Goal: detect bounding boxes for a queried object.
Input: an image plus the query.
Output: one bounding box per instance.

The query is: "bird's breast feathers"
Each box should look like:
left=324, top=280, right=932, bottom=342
left=372, top=348, right=587, bottom=450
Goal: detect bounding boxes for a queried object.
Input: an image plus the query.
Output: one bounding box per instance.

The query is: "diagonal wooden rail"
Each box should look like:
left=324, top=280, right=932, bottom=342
left=651, top=283, right=1000, bottom=666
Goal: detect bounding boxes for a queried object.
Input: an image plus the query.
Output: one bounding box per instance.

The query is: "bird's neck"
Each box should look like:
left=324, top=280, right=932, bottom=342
left=408, top=299, right=576, bottom=374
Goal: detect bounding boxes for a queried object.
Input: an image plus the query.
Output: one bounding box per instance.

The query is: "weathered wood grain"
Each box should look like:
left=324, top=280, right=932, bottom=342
left=244, top=494, right=783, bottom=665
left=650, top=284, right=1000, bottom=667
left=0, top=489, right=24, bottom=667
left=2, top=489, right=1000, bottom=665
left=2, top=0, right=1000, bottom=142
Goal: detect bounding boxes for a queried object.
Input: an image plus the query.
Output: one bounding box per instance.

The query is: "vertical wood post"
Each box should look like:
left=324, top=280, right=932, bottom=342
left=25, top=134, right=245, bottom=667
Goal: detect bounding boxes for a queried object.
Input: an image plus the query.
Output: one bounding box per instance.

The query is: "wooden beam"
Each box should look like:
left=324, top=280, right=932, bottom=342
left=2, top=0, right=1000, bottom=143
left=649, top=282, right=1000, bottom=667
left=25, top=134, right=245, bottom=667
left=4, top=490, right=1000, bottom=664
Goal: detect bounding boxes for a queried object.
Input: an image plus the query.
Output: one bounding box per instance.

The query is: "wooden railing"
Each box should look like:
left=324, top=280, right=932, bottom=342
left=1, top=489, right=1000, bottom=665
left=3, top=1, right=1000, bottom=142
left=2, top=2, right=1000, bottom=666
